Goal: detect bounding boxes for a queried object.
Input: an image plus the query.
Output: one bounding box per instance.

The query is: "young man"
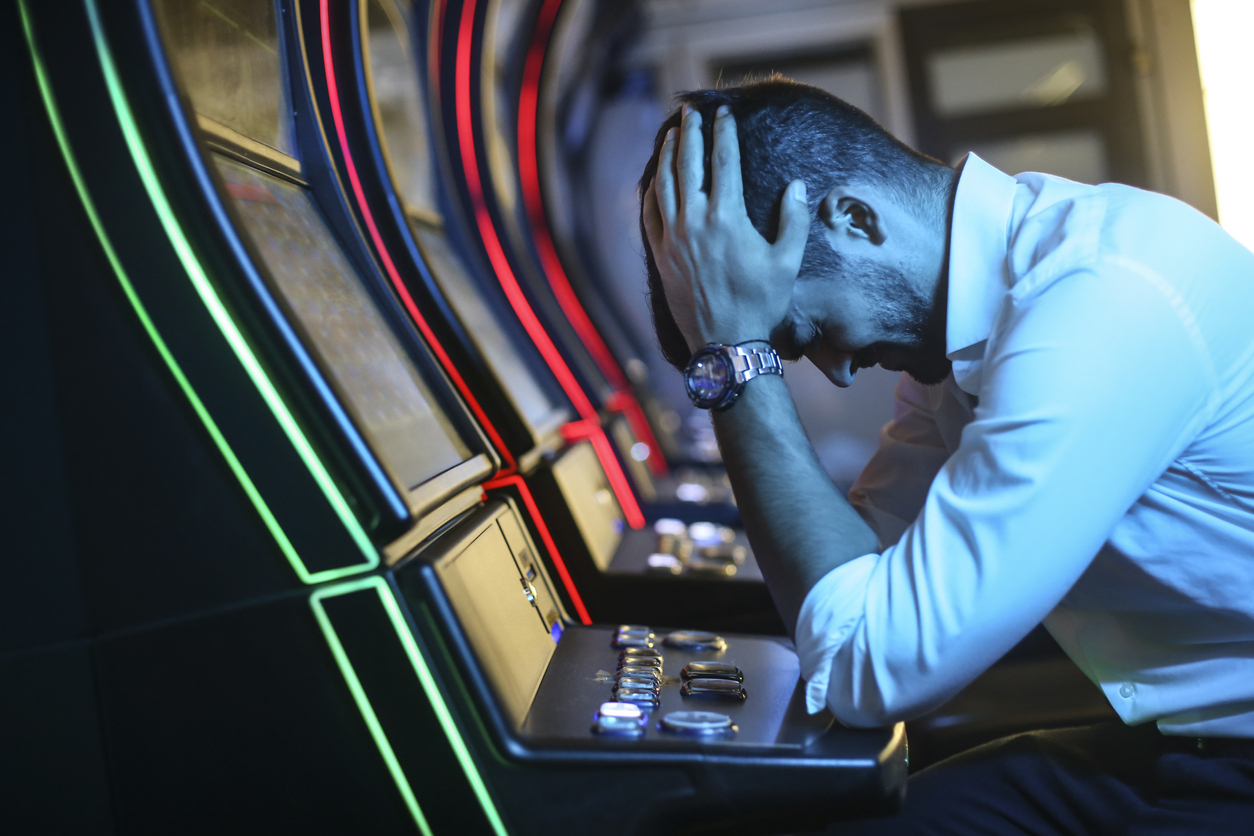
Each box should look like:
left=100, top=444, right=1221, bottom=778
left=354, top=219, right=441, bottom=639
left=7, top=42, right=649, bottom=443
left=640, top=79, right=1254, bottom=832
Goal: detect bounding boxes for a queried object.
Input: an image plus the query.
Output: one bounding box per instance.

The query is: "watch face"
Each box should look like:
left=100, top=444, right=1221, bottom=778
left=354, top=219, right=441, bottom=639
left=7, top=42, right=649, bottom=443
left=685, top=347, right=733, bottom=409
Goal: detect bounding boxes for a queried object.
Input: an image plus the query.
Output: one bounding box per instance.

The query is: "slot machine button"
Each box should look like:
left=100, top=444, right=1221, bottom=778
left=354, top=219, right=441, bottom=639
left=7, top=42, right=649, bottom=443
left=619, top=647, right=663, bottom=662
left=654, top=518, right=687, bottom=536
left=646, top=553, right=684, bottom=574
left=659, top=711, right=736, bottom=736
left=680, top=678, right=747, bottom=701
left=618, top=655, right=662, bottom=670
left=616, top=674, right=660, bottom=690
left=680, top=662, right=742, bottom=681
left=612, top=687, right=661, bottom=707
left=617, top=665, right=662, bottom=681
left=612, top=634, right=655, bottom=650
left=593, top=702, right=645, bottom=737
left=663, top=630, right=727, bottom=652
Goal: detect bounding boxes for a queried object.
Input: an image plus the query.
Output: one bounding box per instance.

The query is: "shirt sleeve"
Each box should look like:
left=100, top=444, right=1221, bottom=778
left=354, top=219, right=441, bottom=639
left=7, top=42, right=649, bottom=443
left=798, top=263, right=1215, bottom=727
left=848, top=375, right=953, bottom=548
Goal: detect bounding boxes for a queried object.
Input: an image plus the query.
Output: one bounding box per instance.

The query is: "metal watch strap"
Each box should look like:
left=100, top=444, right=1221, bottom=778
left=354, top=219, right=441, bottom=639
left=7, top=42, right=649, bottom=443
left=728, top=343, right=783, bottom=385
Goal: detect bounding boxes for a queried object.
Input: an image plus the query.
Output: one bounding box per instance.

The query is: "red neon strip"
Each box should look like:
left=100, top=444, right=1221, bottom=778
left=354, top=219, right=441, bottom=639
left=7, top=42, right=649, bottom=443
left=485, top=474, right=591, bottom=624
left=320, top=0, right=516, bottom=476
left=454, top=0, right=644, bottom=527
left=560, top=420, right=645, bottom=530
left=517, top=0, right=669, bottom=478
left=518, top=0, right=624, bottom=391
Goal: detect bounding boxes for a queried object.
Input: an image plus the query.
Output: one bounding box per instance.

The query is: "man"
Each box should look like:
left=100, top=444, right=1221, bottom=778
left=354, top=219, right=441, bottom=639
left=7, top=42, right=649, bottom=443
left=640, top=78, right=1254, bottom=832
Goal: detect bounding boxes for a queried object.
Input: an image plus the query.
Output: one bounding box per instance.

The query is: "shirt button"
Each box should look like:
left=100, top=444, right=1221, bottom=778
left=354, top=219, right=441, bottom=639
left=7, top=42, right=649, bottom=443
left=1119, top=683, right=1135, bottom=699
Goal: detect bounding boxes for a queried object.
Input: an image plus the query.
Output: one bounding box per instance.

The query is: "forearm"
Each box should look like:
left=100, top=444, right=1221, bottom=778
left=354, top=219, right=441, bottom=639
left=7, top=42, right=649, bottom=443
left=712, top=374, right=880, bottom=634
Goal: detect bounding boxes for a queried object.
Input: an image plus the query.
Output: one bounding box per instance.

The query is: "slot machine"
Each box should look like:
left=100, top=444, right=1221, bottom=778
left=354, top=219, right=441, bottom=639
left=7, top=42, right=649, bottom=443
left=310, top=0, right=782, bottom=631
left=11, top=0, right=905, bottom=832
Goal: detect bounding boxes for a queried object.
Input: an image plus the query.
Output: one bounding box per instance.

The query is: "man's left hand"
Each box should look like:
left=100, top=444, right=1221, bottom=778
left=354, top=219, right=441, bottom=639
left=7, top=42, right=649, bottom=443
left=643, top=104, right=810, bottom=353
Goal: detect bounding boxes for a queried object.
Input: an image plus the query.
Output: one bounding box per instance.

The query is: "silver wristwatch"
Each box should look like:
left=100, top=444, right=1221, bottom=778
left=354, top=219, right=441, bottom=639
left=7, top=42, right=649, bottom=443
left=683, top=342, right=783, bottom=411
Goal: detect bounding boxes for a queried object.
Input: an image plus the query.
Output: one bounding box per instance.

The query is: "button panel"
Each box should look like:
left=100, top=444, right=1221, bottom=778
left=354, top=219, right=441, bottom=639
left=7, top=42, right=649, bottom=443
left=595, top=625, right=742, bottom=739
left=646, top=519, right=745, bottom=577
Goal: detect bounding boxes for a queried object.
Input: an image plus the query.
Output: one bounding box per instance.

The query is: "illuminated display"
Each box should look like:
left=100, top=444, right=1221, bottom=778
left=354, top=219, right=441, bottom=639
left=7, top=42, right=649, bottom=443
left=153, top=0, right=296, bottom=157
left=217, top=157, right=472, bottom=491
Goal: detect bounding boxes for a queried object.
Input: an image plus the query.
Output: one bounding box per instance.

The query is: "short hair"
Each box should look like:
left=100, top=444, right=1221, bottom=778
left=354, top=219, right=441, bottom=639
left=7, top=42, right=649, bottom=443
left=638, top=78, right=949, bottom=370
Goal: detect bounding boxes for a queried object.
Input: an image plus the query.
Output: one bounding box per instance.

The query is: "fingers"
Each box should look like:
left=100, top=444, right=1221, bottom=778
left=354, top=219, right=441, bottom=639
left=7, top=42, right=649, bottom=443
left=676, top=105, right=706, bottom=215
left=710, top=105, right=745, bottom=213
left=773, top=179, right=810, bottom=269
left=642, top=179, right=664, bottom=252
left=654, top=127, right=678, bottom=227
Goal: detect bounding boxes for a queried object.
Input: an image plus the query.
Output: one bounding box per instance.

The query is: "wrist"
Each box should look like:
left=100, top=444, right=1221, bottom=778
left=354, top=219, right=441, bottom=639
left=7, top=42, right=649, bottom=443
left=683, top=342, right=783, bottom=411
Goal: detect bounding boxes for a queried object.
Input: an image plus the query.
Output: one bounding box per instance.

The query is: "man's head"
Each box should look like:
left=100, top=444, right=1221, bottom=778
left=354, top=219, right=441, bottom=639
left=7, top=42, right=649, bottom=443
left=639, top=78, right=957, bottom=386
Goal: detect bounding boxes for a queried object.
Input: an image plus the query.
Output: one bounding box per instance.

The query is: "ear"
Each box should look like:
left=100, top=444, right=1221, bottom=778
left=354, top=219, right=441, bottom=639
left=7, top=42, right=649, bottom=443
left=819, top=186, right=886, bottom=246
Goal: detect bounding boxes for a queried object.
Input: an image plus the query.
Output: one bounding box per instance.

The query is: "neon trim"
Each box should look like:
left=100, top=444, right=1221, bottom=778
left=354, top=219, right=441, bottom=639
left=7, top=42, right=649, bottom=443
left=518, top=0, right=624, bottom=391
left=77, top=0, right=378, bottom=580
left=18, top=1, right=328, bottom=583
left=516, top=0, right=668, bottom=479
left=484, top=474, right=591, bottom=624
left=310, top=576, right=508, bottom=836
left=310, top=578, right=432, bottom=836
left=319, top=0, right=517, bottom=476
left=453, top=0, right=643, bottom=528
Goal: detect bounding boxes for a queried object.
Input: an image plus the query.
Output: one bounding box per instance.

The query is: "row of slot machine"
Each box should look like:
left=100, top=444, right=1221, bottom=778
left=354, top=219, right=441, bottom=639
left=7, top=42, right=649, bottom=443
left=5, top=0, right=905, bottom=833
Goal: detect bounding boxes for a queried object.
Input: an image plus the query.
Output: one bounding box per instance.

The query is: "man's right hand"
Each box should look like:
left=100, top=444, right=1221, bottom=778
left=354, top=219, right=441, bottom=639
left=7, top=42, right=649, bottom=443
left=642, top=104, right=810, bottom=353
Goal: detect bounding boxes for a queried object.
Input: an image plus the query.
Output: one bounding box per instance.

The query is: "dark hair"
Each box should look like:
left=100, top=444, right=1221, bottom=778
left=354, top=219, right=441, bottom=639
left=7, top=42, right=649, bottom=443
left=638, top=77, right=949, bottom=369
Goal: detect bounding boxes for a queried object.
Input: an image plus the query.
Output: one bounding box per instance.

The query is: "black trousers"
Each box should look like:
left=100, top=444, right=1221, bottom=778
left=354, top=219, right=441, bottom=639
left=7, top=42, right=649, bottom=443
left=832, top=721, right=1254, bottom=835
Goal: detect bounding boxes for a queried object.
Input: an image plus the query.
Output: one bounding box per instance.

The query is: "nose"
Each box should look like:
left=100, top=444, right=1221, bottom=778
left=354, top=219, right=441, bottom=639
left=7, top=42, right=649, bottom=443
left=810, top=346, right=856, bottom=388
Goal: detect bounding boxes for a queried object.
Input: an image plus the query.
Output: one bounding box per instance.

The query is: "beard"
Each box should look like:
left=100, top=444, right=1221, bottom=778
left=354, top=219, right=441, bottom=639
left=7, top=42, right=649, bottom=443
left=803, top=247, right=951, bottom=385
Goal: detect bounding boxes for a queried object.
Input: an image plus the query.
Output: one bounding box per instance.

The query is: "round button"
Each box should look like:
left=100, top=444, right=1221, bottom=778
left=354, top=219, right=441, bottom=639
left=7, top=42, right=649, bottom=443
left=1119, top=683, right=1135, bottom=698
left=659, top=710, right=735, bottom=734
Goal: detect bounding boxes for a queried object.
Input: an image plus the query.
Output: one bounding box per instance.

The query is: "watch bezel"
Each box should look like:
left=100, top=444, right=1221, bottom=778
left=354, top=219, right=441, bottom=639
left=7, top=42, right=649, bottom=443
left=684, top=344, right=741, bottom=410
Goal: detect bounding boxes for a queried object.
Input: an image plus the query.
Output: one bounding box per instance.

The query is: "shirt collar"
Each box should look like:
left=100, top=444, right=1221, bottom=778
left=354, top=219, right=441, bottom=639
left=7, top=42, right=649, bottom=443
left=945, top=153, right=1018, bottom=364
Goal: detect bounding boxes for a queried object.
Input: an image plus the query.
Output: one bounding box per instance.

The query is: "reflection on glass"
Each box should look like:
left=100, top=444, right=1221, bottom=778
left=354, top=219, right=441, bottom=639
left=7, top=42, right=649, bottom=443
left=410, top=223, right=560, bottom=431
left=154, top=0, right=295, bottom=156
left=215, top=156, right=471, bottom=490
left=483, top=0, right=523, bottom=214
left=929, top=30, right=1107, bottom=116
left=961, top=130, right=1108, bottom=185
left=365, top=0, right=438, bottom=216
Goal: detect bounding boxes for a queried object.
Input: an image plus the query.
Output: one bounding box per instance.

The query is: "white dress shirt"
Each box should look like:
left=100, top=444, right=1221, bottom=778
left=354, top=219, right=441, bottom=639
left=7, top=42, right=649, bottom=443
left=795, top=154, right=1254, bottom=737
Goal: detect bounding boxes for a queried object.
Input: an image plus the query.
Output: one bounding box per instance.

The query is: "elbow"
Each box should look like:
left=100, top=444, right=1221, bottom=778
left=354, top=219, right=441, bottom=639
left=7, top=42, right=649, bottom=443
left=825, top=639, right=948, bottom=729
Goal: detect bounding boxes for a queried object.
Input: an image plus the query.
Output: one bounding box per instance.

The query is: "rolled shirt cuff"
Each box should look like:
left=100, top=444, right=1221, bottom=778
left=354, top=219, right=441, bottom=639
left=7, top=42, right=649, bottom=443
left=795, top=552, right=879, bottom=714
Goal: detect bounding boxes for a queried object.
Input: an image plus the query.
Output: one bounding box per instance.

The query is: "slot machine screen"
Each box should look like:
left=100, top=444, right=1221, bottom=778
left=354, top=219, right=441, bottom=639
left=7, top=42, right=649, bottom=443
left=216, top=156, right=472, bottom=490
left=364, top=0, right=565, bottom=434
left=154, top=0, right=296, bottom=158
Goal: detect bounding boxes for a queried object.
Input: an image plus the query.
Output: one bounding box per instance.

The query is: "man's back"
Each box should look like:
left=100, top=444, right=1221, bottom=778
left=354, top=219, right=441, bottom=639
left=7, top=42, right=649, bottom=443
left=847, top=162, right=1254, bottom=734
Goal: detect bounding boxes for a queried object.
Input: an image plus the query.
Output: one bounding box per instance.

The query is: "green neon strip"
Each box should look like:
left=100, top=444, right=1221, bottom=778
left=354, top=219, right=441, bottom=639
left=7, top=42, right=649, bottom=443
left=79, top=0, right=378, bottom=580
left=311, top=578, right=508, bottom=836
left=311, top=577, right=434, bottom=836
left=17, top=1, right=319, bottom=577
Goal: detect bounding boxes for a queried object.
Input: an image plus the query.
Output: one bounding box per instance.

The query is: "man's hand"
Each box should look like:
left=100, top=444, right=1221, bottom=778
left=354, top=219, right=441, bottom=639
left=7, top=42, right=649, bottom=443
left=643, top=104, right=810, bottom=353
